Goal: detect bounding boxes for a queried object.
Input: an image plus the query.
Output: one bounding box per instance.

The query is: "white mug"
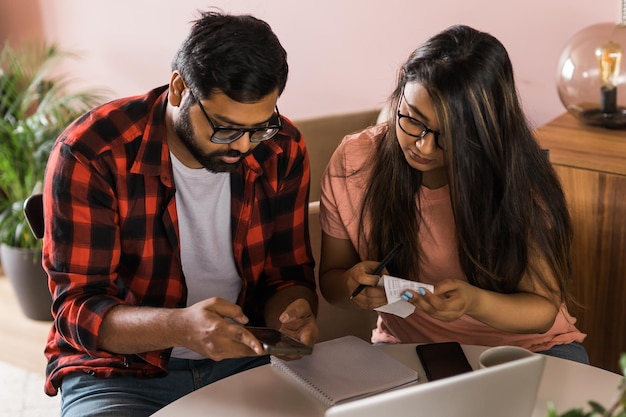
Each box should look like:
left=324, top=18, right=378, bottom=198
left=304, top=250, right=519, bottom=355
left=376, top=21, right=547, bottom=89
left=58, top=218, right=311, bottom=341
left=478, top=346, right=534, bottom=369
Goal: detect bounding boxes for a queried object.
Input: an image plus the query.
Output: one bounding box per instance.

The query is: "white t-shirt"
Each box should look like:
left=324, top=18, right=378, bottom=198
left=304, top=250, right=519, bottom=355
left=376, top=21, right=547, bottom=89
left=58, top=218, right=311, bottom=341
left=169, top=152, right=241, bottom=359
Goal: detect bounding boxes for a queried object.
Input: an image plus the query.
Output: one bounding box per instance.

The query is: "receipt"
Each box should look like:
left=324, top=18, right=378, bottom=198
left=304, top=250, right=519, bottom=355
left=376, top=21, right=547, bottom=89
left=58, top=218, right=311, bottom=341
left=374, top=275, right=434, bottom=318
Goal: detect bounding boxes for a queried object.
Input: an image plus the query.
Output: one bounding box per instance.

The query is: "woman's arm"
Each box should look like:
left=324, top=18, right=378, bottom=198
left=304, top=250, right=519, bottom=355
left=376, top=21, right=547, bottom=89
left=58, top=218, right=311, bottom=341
left=469, top=286, right=559, bottom=333
left=319, top=233, right=387, bottom=310
left=407, top=249, right=562, bottom=333
left=471, top=243, right=562, bottom=333
left=407, top=279, right=558, bottom=333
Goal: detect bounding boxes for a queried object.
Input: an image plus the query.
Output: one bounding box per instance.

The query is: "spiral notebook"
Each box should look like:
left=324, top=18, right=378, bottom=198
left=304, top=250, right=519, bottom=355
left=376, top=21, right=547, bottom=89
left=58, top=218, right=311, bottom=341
left=270, top=335, right=418, bottom=406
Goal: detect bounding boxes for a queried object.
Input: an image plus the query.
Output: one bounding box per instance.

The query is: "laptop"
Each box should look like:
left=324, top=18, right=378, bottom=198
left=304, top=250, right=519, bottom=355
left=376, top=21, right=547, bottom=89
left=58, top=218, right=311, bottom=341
left=325, top=353, right=545, bottom=417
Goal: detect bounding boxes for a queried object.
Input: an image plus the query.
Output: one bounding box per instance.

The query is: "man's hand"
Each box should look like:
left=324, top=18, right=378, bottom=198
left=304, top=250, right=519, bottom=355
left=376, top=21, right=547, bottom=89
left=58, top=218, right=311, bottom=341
left=274, top=298, right=318, bottom=360
left=170, top=297, right=266, bottom=360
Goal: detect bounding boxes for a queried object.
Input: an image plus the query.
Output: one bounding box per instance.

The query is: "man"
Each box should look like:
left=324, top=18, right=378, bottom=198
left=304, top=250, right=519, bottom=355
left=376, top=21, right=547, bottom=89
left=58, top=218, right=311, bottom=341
left=42, top=10, right=318, bottom=416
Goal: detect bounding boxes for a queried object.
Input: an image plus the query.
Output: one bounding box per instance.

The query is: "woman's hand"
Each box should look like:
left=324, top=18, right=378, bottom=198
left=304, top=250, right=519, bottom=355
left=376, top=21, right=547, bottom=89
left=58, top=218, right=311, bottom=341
left=400, top=278, right=559, bottom=333
left=345, top=261, right=388, bottom=310
left=401, top=278, right=479, bottom=322
left=319, top=233, right=384, bottom=310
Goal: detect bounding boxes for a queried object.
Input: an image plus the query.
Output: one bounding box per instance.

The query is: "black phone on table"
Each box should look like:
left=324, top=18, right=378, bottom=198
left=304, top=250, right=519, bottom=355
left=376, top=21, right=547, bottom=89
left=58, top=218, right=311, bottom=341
left=415, top=341, right=473, bottom=381
left=245, top=327, right=313, bottom=356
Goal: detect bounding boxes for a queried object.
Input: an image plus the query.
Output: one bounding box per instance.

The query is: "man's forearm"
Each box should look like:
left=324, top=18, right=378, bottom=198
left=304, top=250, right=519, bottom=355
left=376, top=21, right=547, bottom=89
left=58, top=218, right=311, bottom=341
left=98, top=305, right=183, bottom=354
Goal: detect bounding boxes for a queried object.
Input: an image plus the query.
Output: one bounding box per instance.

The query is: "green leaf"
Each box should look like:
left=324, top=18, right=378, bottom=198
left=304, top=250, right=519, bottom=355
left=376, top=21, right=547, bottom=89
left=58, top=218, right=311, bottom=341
left=588, top=401, right=605, bottom=414
left=547, top=401, right=559, bottom=417
left=561, top=409, right=589, bottom=417
left=546, top=401, right=588, bottom=417
left=0, top=40, right=109, bottom=248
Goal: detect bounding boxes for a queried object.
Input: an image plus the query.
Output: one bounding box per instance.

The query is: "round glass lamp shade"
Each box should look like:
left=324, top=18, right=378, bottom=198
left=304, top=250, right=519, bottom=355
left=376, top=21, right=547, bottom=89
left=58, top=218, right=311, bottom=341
left=556, top=22, right=626, bottom=129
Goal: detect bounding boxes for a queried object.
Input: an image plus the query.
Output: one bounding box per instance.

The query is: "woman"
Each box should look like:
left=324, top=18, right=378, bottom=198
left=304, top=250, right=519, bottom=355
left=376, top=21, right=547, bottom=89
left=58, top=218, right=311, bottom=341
left=318, top=25, right=587, bottom=363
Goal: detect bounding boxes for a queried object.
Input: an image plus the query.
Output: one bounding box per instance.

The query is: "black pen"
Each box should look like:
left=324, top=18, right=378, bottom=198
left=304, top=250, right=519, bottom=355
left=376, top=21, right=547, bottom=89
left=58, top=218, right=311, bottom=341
left=349, top=243, right=403, bottom=299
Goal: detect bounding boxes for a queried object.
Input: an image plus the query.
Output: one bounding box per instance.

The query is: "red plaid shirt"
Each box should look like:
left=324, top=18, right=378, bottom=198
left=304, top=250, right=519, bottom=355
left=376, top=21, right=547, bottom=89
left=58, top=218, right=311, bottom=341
left=42, top=86, right=316, bottom=395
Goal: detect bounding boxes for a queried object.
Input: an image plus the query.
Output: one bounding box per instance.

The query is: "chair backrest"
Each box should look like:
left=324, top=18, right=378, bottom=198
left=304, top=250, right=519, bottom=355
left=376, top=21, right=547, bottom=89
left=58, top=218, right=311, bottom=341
left=23, top=193, right=44, bottom=239
left=296, top=109, right=380, bottom=202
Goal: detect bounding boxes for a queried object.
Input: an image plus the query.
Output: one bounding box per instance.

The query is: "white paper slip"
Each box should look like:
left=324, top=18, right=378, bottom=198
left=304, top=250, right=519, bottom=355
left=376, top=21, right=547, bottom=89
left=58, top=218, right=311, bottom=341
left=375, top=275, right=434, bottom=318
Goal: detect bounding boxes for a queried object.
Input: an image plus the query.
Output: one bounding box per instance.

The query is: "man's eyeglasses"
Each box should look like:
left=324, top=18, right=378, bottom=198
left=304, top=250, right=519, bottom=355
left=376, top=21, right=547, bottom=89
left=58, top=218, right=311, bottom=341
left=397, top=96, right=445, bottom=150
left=188, top=89, right=282, bottom=144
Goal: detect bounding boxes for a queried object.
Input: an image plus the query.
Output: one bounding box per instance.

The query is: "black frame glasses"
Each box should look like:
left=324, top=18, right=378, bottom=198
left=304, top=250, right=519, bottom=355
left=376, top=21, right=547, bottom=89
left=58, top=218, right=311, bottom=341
left=188, top=89, right=282, bottom=144
left=396, top=96, right=445, bottom=150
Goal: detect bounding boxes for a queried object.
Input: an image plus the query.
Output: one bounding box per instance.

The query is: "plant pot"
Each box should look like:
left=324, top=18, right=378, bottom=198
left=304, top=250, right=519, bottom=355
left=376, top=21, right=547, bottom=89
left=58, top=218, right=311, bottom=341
left=0, top=244, right=52, bottom=321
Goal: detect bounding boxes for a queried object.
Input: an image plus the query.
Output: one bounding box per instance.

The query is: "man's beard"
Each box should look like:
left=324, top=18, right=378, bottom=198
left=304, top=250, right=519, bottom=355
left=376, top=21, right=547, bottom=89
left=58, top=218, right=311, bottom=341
left=173, top=104, right=250, bottom=173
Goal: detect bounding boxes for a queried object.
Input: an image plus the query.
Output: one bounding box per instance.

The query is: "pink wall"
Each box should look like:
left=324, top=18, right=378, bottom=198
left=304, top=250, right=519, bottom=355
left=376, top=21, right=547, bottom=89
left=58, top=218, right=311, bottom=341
left=1, top=0, right=621, bottom=127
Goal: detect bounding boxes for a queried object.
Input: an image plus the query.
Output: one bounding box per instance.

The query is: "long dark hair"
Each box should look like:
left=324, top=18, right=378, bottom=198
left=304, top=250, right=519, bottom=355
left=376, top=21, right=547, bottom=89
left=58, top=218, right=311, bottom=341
left=171, top=9, right=288, bottom=102
left=361, top=25, right=573, bottom=304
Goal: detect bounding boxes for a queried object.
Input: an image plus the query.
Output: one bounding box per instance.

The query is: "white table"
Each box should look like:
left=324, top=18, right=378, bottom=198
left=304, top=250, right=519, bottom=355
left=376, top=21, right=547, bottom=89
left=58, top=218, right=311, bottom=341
left=151, top=344, right=623, bottom=417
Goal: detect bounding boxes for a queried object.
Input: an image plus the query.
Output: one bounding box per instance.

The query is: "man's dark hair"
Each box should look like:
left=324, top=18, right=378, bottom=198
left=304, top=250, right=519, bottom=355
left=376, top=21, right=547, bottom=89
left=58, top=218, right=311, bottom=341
left=172, top=10, right=288, bottom=102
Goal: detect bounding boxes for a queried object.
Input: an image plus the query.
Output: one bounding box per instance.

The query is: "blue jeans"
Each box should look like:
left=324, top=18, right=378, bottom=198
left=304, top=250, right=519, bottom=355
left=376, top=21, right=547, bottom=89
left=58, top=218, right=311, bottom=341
left=59, top=356, right=269, bottom=417
left=374, top=341, right=590, bottom=365
left=537, top=341, right=589, bottom=364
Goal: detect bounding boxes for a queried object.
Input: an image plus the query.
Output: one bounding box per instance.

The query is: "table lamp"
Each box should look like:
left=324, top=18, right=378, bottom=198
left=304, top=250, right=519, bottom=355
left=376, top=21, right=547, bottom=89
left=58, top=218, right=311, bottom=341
left=556, top=0, right=626, bottom=129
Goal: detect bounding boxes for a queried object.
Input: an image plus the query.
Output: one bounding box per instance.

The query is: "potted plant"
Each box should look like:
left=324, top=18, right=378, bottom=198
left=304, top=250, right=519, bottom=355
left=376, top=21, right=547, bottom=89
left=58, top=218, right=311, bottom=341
left=547, top=353, right=626, bottom=417
left=0, top=41, right=106, bottom=320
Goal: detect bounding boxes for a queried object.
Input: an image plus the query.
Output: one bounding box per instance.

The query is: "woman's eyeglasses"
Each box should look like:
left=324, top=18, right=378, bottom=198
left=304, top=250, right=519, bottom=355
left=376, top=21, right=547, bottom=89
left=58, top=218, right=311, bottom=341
left=397, top=94, right=445, bottom=150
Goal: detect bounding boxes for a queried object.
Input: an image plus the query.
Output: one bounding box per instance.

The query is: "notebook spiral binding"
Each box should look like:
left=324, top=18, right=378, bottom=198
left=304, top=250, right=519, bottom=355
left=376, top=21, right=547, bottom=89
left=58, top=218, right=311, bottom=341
left=271, top=356, right=334, bottom=406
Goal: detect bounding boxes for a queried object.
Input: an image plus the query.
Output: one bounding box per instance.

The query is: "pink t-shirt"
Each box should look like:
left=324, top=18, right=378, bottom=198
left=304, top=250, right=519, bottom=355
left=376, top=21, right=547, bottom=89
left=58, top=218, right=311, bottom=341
left=319, top=125, right=586, bottom=351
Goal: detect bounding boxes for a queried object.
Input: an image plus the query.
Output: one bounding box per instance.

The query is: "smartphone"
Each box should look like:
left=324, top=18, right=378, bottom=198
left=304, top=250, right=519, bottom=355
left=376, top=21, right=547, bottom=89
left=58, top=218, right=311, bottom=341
left=245, top=327, right=313, bottom=356
left=415, top=342, right=473, bottom=381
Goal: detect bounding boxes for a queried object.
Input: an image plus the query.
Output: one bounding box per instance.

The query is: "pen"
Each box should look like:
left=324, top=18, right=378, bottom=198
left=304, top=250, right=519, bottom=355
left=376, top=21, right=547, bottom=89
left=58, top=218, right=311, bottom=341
left=349, top=243, right=403, bottom=299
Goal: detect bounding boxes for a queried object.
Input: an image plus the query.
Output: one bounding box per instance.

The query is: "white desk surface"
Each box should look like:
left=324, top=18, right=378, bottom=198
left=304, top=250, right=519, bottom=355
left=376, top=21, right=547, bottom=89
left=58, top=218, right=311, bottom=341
left=152, top=344, right=623, bottom=417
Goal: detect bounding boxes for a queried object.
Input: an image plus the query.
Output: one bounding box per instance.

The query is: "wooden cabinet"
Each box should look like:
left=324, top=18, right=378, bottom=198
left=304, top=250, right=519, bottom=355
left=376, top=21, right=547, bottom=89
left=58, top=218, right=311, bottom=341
left=535, top=113, right=626, bottom=373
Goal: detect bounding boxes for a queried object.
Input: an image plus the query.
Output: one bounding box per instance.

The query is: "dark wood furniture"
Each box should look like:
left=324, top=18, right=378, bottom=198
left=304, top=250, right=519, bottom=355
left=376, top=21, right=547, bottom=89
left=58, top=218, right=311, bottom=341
left=535, top=112, right=626, bottom=373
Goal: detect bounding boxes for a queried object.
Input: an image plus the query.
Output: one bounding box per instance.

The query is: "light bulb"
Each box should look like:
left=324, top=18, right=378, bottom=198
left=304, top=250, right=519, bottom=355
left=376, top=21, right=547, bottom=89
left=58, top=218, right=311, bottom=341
left=596, top=41, right=623, bottom=88
left=595, top=40, right=623, bottom=113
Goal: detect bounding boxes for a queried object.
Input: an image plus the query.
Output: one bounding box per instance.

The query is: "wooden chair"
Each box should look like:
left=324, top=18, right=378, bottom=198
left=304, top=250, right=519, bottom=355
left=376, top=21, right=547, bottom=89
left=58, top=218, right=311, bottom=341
left=23, top=193, right=44, bottom=239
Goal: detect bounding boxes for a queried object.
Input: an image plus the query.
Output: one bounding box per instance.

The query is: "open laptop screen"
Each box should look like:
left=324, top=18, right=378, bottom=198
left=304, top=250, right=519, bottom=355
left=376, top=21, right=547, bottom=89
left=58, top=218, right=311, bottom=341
left=325, top=354, right=545, bottom=417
